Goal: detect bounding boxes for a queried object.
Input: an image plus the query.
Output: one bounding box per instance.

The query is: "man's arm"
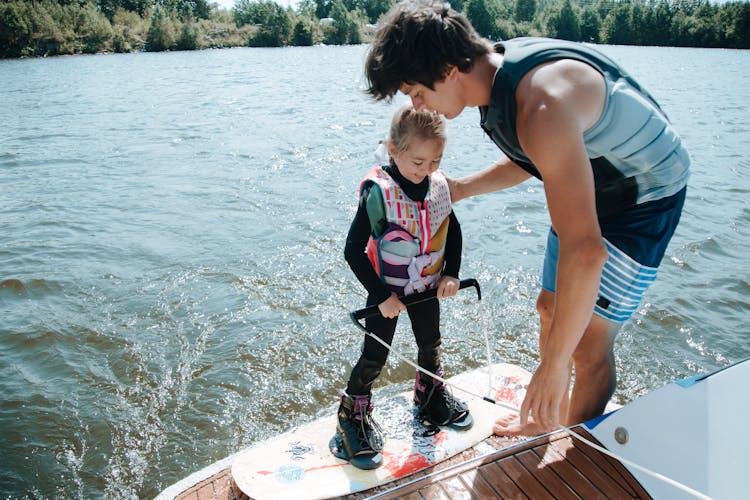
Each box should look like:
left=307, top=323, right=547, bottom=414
left=515, top=58, right=609, bottom=430
left=447, top=156, right=532, bottom=203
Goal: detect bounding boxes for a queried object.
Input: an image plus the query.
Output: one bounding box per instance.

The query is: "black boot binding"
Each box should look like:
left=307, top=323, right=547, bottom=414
left=329, top=392, right=384, bottom=470
left=414, top=368, right=473, bottom=430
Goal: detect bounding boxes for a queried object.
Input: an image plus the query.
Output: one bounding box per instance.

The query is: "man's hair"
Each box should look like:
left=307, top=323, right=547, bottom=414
left=365, top=0, right=492, bottom=101
left=389, top=105, right=446, bottom=153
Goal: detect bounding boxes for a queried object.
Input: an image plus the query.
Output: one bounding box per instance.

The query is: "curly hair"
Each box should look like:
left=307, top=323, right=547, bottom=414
left=365, top=1, right=492, bottom=101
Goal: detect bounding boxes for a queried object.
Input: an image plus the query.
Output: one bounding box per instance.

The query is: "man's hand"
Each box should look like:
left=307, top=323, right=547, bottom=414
left=519, top=359, right=569, bottom=432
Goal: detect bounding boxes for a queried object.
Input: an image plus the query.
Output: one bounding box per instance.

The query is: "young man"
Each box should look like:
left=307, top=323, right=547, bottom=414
left=365, top=1, right=689, bottom=436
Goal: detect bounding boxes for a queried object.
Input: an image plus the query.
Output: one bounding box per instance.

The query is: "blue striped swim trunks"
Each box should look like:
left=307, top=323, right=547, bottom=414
left=541, top=232, right=658, bottom=322
left=541, top=187, right=686, bottom=323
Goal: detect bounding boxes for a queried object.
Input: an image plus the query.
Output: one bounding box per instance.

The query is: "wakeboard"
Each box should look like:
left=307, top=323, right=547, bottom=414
left=231, top=362, right=531, bottom=499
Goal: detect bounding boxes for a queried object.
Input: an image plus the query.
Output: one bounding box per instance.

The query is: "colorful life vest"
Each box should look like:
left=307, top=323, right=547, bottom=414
left=362, top=165, right=453, bottom=296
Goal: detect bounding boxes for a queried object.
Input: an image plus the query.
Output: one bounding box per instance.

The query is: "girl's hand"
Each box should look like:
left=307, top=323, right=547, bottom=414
left=437, top=276, right=459, bottom=298
left=378, top=292, right=406, bottom=318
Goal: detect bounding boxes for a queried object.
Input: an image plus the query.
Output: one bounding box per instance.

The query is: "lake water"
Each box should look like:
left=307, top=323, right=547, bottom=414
left=1, top=44, right=748, bottom=498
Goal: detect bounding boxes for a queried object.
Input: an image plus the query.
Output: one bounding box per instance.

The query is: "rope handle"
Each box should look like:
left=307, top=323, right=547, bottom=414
left=349, top=278, right=481, bottom=332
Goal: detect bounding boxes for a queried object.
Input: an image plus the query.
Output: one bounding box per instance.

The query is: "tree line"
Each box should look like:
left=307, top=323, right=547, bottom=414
left=1, top=0, right=748, bottom=58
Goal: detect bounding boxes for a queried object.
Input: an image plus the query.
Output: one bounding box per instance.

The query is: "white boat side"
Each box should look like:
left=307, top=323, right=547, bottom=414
left=587, top=357, right=750, bottom=500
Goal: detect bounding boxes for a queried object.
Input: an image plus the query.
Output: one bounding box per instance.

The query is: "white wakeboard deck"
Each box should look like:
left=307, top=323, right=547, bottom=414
left=231, top=362, right=531, bottom=499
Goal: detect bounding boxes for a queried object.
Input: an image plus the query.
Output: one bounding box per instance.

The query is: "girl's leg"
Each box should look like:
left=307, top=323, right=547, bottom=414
left=346, top=295, right=397, bottom=395
left=407, top=298, right=441, bottom=371
left=407, top=298, right=471, bottom=427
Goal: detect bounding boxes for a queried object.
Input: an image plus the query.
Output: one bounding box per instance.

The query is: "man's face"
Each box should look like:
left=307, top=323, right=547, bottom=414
left=399, top=71, right=464, bottom=119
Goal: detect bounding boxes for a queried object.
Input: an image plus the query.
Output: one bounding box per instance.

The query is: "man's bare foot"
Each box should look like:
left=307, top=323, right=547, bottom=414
left=493, top=413, right=552, bottom=437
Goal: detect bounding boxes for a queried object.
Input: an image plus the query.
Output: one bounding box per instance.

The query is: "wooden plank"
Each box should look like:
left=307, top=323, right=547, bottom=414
left=400, top=492, right=423, bottom=500
left=497, top=456, right=555, bottom=499
left=532, top=439, right=603, bottom=498
left=419, top=482, right=451, bottom=500
left=438, top=476, right=473, bottom=500
left=550, top=435, right=637, bottom=498
left=458, top=468, right=502, bottom=499
left=569, top=428, right=651, bottom=498
left=477, top=461, right=528, bottom=498
left=515, top=448, right=579, bottom=500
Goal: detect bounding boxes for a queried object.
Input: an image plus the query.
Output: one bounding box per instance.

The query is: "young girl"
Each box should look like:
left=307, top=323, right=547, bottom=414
left=334, top=105, right=472, bottom=470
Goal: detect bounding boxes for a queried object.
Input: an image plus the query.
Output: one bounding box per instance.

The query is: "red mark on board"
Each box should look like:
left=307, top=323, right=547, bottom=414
left=433, top=432, right=448, bottom=445
left=306, top=463, right=347, bottom=472
left=493, top=376, right=523, bottom=405
left=383, top=452, right=432, bottom=479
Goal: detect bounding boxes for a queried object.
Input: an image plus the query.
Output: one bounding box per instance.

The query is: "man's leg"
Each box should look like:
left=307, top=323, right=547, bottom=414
left=567, top=314, right=620, bottom=425
left=494, top=289, right=619, bottom=435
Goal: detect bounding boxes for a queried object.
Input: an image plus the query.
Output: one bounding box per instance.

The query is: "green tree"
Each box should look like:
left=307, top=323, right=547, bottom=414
left=296, top=0, right=317, bottom=18
left=580, top=6, right=600, bottom=43
left=111, top=7, right=146, bottom=52
left=361, top=0, right=390, bottom=23
left=547, top=0, right=580, bottom=40
left=0, top=2, right=32, bottom=57
left=97, top=0, right=150, bottom=19
left=25, top=1, right=69, bottom=55
left=76, top=2, right=113, bottom=52
left=594, top=0, right=614, bottom=24
left=146, top=7, right=177, bottom=50
left=239, top=0, right=291, bottom=46
left=690, top=1, right=720, bottom=47
left=291, top=18, right=314, bottom=45
left=325, top=0, right=362, bottom=44
left=176, top=19, right=200, bottom=49
left=234, top=0, right=254, bottom=25
left=600, top=2, right=632, bottom=44
left=721, top=1, right=750, bottom=48
left=314, top=0, right=333, bottom=19
left=652, top=0, right=674, bottom=45
left=466, top=0, right=495, bottom=38
left=515, top=0, right=535, bottom=22
left=628, top=2, right=647, bottom=45
left=156, top=0, right=211, bottom=20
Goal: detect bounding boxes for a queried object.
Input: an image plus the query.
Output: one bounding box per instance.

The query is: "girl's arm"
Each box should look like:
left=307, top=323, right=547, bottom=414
left=437, top=211, right=463, bottom=298
left=344, top=186, right=392, bottom=306
left=442, top=211, right=462, bottom=279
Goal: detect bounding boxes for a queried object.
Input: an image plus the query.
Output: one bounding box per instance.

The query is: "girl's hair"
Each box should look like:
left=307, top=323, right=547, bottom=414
left=366, top=0, right=492, bottom=101
left=389, top=105, right=447, bottom=153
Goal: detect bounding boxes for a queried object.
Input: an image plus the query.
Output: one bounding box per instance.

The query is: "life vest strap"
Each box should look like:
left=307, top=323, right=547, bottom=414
left=379, top=247, right=445, bottom=267
left=384, top=271, right=439, bottom=296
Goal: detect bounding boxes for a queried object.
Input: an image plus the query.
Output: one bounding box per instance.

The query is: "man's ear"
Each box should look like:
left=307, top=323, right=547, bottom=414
left=444, top=65, right=459, bottom=81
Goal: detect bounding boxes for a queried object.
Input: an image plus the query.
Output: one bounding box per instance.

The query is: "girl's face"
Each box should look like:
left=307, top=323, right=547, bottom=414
left=388, top=137, right=445, bottom=184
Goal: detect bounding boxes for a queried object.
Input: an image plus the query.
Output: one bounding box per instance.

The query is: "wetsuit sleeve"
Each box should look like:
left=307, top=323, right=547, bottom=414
left=344, top=185, right=392, bottom=305
left=365, top=185, right=387, bottom=238
left=442, top=211, right=462, bottom=279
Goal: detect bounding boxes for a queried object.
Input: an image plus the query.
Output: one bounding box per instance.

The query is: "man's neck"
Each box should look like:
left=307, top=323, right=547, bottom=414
left=463, top=52, right=503, bottom=108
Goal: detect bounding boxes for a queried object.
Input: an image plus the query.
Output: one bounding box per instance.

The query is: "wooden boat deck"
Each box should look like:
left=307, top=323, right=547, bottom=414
left=172, top=427, right=651, bottom=499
